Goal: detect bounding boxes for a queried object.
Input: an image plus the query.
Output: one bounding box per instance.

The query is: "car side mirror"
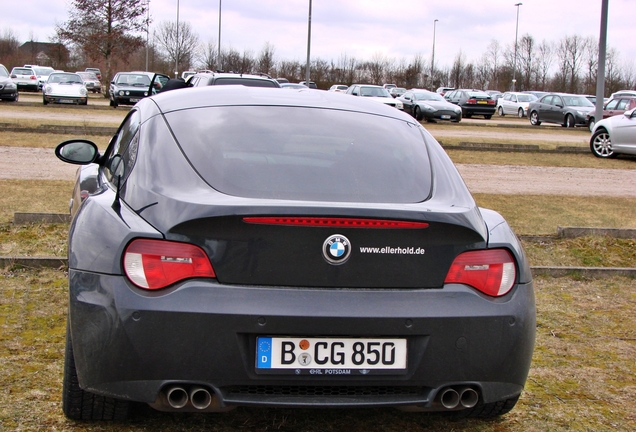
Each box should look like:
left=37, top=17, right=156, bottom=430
left=55, top=140, right=100, bottom=165
left=10, top=74, right=16, bottom=78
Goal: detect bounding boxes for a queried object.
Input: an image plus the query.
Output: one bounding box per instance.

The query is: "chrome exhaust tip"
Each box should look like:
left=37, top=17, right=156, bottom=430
left=439, top=387, right=460, bottom=409
left=459, top=387, right=479, bottom=408
left=166, top=386, right=189, bottom=409
left=190, top=387, right=212, bottom=410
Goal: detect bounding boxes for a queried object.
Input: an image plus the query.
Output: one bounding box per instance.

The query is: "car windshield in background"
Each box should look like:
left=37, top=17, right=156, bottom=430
left=517, top=94, right=537, bottom=102
left=213, top=77, right=279, bottom=87
left=168, top=106, right=432, bottom=203
left=48, top=73, right=83, bottom=84
left=415, top=92, right=445, bottom=101
left=34, top=67, right=54, bottom=75
left=360, top=87, right=391, bottom=97
left=467, top=91, right=489, bottom=98
left=563, top=96, right=594, bottom=107
left=116, top=74, right=151, bottom=86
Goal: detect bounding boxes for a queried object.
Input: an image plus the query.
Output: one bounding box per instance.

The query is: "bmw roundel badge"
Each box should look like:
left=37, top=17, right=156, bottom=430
left=323, top=234, right=351, bottom=265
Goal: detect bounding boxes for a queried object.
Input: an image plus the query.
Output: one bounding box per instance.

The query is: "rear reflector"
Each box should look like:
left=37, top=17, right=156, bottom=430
left=444, top=249, right=516, bottom=297
left=243, top=217, right=428, bottom=229
left=123, top=239, right=215, bottom=290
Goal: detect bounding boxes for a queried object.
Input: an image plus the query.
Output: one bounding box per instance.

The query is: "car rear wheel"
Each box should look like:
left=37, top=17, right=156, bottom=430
left=530, top=111, right=541, bottom=126
left=498, top=106, right=504, bottom=116
left=517, top=108, right=524, bottom=118
left=63, top=321, right=131, bottom=420
left=590, top=129, right=616, bottom=158
left=588, top=117, right=595, bottom=132
left=565, top=114, right=575, bottom=128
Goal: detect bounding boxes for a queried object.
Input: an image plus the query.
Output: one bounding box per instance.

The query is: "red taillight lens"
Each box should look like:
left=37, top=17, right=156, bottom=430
left=243, top=217, right=428, bottom=229
left=487, top=99, right=495, bottom=105
left=123, top=239, right=215, bottom=290
left=467, top=98, right=477, bottom=104
left=444, top=249, right=516, bottom=297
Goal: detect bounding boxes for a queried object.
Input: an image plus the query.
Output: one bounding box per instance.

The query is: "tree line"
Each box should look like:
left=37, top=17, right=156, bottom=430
left=1, top=0, right=634, bottom=96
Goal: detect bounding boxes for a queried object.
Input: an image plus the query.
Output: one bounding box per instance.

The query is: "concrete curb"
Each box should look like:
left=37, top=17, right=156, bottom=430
left=2, top=256, right=634, bottom=278
left=440, top=142, right=588, bottom=154
left=0, top=122, right=116, bottom=136
left=14, top=212, right=71, bottom=225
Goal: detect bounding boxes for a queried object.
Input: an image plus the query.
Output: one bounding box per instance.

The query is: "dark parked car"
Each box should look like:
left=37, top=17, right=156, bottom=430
left=586, top=96, right=636, bottom=132
left=109, top=72, right=156, bottom=108
left=55, top=86, right=535, bottom=421
left=528, top=93, right=595, bottom=128
left=445, top=89, right=496, bottom=119
left=398, top=89, right=462, bottom=122
left=0, top=63, right=19, bottom=102
left=188, top=71, right=280, bottom=88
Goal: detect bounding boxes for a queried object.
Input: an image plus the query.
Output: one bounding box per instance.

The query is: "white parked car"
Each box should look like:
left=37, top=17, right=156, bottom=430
left=345, top=84, right=403, bottom=110
left=31, top=66, right=55, bottom=90
left=497, top=92, right=537, bottom=118
left=76, top=71, right=102, bottom=93
left=329, top=84, right=348, bottom=93
left=590, top=107, right=636, bottom=158
left=43, top=72, right=88, bottom=105
left=10, top=66, right=39, bottom=91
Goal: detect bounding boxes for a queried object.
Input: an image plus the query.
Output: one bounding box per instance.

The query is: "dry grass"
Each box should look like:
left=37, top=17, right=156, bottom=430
left=1, top=269, right=634, bottom=431
left=0, top=180, right=74, bottom=224
left=474, top=194, right=636, bottom=235
left=0, top=132, right=111, bottom=149
left=523, top=237, right=636, bottom=267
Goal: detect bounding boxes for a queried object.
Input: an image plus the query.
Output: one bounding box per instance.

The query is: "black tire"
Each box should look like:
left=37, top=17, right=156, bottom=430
left=63, top=322, right=130, bottom=420
left=43, top=96, right=48, bottom=105
left=110, top=98, right=118, bottom=108
left=464, top=112, right=472, bottom=118
left=590, top=129, right=617, bottom=158
left=498, top=106, right=505, bottom=116
left=518, top=108, right=524, bottom=118
left=484, top=114, right=492, bottom=120
left=565, top=114, right=575, bottom=128
left=451, top=112, right=462, bottom=123
left=11, top=93, right=19, bottom=102
left=414, top=106, right=422, bottom=121
left=452, top=395, right=520, bottom=419
left=530, top=111, right=541, bottom=126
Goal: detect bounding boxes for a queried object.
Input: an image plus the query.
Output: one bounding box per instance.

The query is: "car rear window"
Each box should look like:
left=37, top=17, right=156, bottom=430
left=13, top=68, right=33, bottom=75
left=167, top=106, right=432, bottom=203
left=213, top=77, right=278, bottom=88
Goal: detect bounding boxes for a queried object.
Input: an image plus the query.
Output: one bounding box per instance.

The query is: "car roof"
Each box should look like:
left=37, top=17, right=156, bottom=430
left=148, top=86, right=416, bottom=122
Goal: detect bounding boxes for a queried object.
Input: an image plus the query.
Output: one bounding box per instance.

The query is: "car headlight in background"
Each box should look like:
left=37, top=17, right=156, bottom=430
left=44, top=85, right=52, bottom=93
left=423, top=104, right=435, bottom=112
left=80, top=88, right=87, bottom=96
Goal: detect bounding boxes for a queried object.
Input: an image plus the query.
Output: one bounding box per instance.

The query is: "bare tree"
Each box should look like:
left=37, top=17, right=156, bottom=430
left=484, top=39, right=502, bottom=90
left=0, top=28, right=21, bottom=64
left=155, top=20, right=200, bottom=75
left=199, top=39, right=218, bottom=71
left=556, top=35, right=588, bottom=93
left=535, top=40, right=553, bottom=90
left=256, top=42, right=276, bottom=76
left=583, top=36, right=598, bottom=95
left=56, top=0, right=149, bottom=86
left=517, top=34, right=535, bottom=91
left=450, top=50, right=467, bottom=88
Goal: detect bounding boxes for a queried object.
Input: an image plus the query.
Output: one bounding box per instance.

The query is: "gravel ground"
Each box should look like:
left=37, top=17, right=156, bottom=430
left=2, top=145, right=635, bottom=197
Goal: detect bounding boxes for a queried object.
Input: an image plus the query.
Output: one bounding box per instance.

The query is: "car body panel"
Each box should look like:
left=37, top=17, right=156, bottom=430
left=58, top=86, right=535, bottom=416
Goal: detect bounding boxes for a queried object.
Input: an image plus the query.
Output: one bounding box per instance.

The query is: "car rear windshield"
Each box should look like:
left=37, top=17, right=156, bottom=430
left=167, top=106, right=432, bottom=203
left=13, top=68, right=33, bottom=75
left=214, top=77, right=278, bottom=88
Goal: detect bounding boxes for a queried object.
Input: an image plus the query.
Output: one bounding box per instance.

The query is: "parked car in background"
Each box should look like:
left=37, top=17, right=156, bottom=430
left=610, top=90, right=636, bottom=99
left=280, top=83, right=308, bottom=90
left=275, top=78, right=289, bottom=84
left=383, top=83, right=396, bottom=91
left=389, top=87, right=407, bottom=98
left=299, top=81, right=318, bottom=89
left=54, top=85, right=535, bottom=420
left=445, top=89, right=496, bottom=119
left=346, top=84, right=403, bottom=110
left=85, top=68, right=102, bottom=80
left=328, top=84, right=348, bottom=93
left=496, top=92, right=537, bottom=118
left=29, top=66, right=55, bottom=90
left=586, top=96, right=636, bottom=132
left=0, top=63, right=19, bottom=102
left=485, top=90, right=503, bottom=101
left=76, top=71, right=102, bottom=93
left=522, top=91, right=548, bottom=99
left=398, top=89, right=462, bottom=122
left=43, top=72, right=88, bottom=105
left=10, top=66, right=39, bottom=91
left=528, top=93, right=595, bottom=128
left=189, top=71, right=280, bottom=89
left=109, top=71, right=155, bottom=107
left=181, top=70, right=196, bottom=80
left=436, top=86, right=455, bottom=96
left=590, top=107, right=636, bottom=158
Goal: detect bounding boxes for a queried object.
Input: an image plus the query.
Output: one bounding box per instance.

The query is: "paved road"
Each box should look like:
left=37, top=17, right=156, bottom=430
left=2, top=146, right=635, bottom=197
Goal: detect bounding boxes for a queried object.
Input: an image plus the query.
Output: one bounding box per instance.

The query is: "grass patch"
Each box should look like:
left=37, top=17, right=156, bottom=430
left=0, top=132, right=111, bottom=149
left=447, top=149, right=636, bottom=170
left=0, top=180, right=74, bottom=224
left=0, top=223, right=68, bottom=257
left=1, top=269, right=634, bottom=430
left=474, top=194, right=636, bottom=235
left=523, top=237, right=636, bottom=267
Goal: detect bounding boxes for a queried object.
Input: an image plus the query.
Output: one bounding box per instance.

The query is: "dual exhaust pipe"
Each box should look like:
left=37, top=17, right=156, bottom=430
left=438, top=386, right=479, bottom=410
left=162, top=385, right=215, bottom=411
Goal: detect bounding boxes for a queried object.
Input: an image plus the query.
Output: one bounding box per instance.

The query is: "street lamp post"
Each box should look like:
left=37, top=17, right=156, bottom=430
left=512, top=2, right=522, bottom=91
left=145, top=0, right=150, bottom=71
left=175, top=0, right=180, bottom=78
left=431, top=19, right=438, bottom=89
left=217, top=0, right=222, bottom=71
left=305, top=0, right=312, bottom=86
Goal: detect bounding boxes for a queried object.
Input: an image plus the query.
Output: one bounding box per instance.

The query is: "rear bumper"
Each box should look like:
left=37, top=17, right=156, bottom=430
left=44, top=94, right=87, bottom=104
left=68, top=270, right=535, bottom=410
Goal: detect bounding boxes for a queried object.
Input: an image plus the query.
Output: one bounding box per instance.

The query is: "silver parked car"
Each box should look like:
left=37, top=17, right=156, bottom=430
left=497, top=92, right=537, bottom=118
left=590, top=107, right=636, bottom=158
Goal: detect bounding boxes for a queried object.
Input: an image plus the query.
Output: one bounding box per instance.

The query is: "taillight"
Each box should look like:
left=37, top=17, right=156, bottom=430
left=243, top=217, right=428, bottom=229
left=30, top=75, right=37, bottom=80
left=444, top=249, right=516, bottom=297
left=467, top=98, right=476, bottom=104
left=123, top=239, right=215, bottom=290
left=487, top=99, right=495, bottom=105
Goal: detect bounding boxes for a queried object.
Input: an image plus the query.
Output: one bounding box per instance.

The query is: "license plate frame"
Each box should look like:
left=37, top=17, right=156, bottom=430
left=441, top=115, right=451, bottom=119
left=255, top=336, right=408, bottom=376
left=129, top=98, right=140, bottom=102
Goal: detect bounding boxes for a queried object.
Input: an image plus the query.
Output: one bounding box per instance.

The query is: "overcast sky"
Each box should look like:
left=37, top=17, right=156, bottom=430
left=2, top=0, right=635, bottom=70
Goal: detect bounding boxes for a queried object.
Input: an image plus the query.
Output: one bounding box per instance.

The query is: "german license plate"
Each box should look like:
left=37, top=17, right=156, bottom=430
left=129, top=98, right=140, bottom=102
left=256, top=336, right=407, bottom=375
left=477, top=100, right=487, bottom=104
left=441, top=115, right=451, bottom=119
left=59, top=99, right=74, bottom=104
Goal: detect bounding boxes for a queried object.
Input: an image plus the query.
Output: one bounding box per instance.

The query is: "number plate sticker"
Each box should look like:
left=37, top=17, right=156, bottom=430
left=256, top=337, right=407, bottom=376
left=129, top=98, right=140, bottom=102
left=441, top=115, right=451, bottom=119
